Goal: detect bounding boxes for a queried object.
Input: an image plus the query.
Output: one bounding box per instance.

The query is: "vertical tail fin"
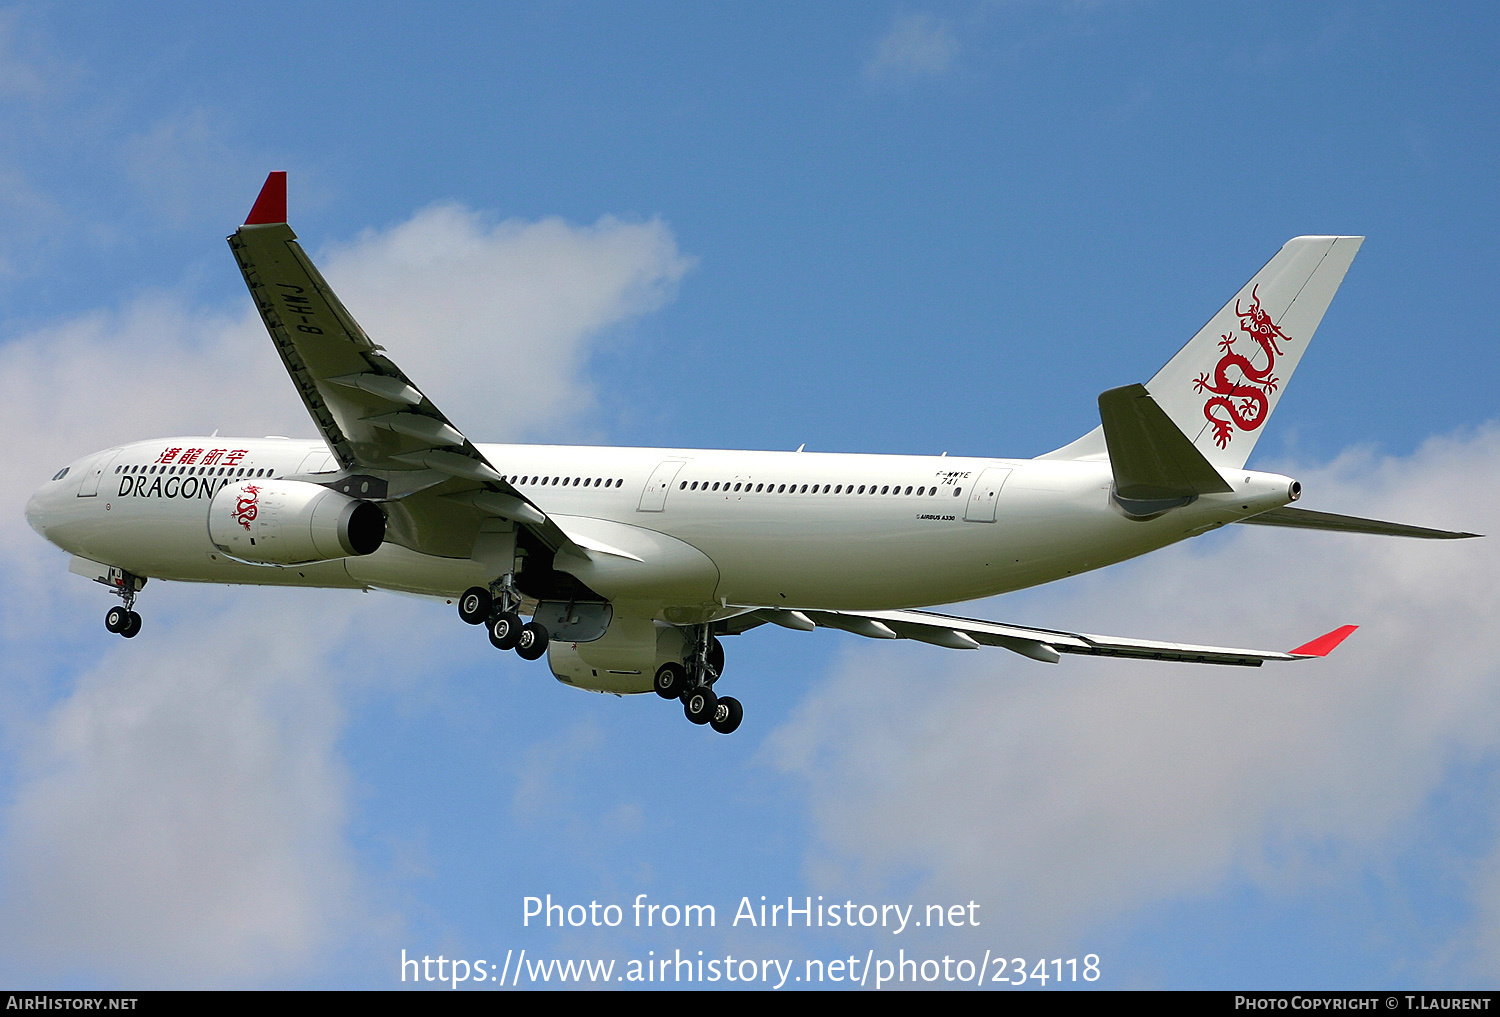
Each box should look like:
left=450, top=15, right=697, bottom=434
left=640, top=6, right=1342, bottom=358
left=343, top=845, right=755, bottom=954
left=1043, top=236, right=1362, bottom=467
left=1146, top=235, right=1362, bottom=468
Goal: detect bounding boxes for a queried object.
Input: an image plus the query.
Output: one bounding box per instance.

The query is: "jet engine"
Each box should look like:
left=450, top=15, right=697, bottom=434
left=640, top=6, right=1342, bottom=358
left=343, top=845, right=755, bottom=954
left=548, top=615, right=689, bottom=694
left=208, top=479, right=385, bottom=565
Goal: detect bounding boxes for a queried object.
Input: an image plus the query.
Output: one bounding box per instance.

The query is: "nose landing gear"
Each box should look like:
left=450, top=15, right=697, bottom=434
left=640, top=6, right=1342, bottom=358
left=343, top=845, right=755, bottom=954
left=104, top=604, right=141, bottom=638
left=101, top=568, right=146, bottom=638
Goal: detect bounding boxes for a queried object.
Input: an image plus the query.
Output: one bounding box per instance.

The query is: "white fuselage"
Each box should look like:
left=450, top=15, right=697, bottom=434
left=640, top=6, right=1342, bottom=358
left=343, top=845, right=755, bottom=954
left=26, top=436, right=1297, bottom=621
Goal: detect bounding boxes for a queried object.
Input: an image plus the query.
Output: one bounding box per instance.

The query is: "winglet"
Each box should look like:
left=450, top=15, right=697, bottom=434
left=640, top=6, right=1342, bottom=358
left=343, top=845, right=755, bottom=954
left=244, top=171, right=287, bottom=225
left=1289, top=624, right=1358, bottom=657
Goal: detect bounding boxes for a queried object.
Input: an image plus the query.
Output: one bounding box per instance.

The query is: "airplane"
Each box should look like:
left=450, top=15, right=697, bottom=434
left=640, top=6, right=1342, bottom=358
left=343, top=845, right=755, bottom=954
left=24, top=173, right=1479, bottom=735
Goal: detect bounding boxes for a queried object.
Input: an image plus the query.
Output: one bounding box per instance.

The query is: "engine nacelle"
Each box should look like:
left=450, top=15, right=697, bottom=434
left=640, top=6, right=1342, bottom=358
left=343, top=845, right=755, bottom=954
left=548, top=615, right=689, bottom=694
left=208, top=479, right=385, bottom=565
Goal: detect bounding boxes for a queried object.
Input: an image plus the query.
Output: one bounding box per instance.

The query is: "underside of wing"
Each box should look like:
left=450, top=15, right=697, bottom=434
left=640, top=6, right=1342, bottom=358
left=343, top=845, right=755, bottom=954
left=741, top=606, right=1357, bottom=667
left=228, top=173, right=581, bottom=563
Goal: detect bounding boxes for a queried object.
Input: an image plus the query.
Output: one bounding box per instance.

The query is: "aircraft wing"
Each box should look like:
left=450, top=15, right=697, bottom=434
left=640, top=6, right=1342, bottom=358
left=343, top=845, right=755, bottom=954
left=228, top=172, right=579, bottom=558
left=748, top=606, right=1357, bottom=667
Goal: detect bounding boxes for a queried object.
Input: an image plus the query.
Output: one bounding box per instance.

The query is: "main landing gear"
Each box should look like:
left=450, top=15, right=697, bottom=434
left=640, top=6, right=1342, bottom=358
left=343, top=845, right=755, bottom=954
left=458, top=579, right=549, bottom=662
left=654, top=626, right=741, bottom=735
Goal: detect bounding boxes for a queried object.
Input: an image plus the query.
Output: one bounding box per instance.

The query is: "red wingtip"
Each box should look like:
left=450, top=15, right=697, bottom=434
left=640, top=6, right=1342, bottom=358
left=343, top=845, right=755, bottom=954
left=1290, top=624, right=1359, bottom=657
left=244, top=171, right=287, bottom=225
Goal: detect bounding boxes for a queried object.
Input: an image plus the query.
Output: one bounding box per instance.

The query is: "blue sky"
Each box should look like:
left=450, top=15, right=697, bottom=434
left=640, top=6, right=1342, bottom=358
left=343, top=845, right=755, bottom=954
left=0, top=1, right=1498, bottom=989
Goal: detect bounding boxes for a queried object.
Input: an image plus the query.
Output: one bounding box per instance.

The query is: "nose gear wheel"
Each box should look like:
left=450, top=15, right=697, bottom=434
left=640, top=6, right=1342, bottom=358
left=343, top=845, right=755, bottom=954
left=101, top=569, right=145, bottom=639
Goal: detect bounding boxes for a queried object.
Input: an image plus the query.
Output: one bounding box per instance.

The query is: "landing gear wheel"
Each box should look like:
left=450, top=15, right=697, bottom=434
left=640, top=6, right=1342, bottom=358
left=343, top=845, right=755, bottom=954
left=709, top=696, right=742, bottom=735
left=458, top=587, right=491, bottom=625
left=654, top=662, right=687, bottom=699
left=105, top=606, right=129, bottom=634
left=684, top=686, right=718, bottom=725
left=120, top=611, right=142, bottom=639
left=488, top=611, right=522, bottom=651
left=515, top=622, right=549, bottom=661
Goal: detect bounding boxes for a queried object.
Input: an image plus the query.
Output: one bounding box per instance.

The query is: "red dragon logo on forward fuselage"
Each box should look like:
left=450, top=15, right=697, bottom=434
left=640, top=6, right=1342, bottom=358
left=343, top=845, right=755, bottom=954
left=233, top=484, right=261, bottom=530
left=1192, top=284, right=1293, bottom=448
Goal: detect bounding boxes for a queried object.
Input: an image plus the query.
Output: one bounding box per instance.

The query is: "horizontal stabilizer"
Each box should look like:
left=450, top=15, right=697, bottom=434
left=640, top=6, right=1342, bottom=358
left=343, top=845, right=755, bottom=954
left=1098, top=383, right=1230, bottom=516
left=1239, top=507, right=1480, bottom=539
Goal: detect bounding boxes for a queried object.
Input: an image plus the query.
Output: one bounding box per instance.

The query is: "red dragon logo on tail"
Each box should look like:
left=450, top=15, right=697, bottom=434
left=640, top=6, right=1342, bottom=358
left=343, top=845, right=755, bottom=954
left=233, top=485, right=261, bottom=530
left=1192, top=285, right=1293, bottom=448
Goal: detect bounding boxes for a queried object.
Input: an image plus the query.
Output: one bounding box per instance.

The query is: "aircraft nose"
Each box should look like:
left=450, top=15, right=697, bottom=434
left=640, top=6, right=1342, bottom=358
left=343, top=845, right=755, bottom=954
left=25, top=484, right=50, bottom=538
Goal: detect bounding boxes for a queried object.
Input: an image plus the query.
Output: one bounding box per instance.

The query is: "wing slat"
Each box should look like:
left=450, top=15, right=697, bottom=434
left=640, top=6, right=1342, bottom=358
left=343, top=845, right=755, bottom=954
left=227, top=177, right=580, bottom=557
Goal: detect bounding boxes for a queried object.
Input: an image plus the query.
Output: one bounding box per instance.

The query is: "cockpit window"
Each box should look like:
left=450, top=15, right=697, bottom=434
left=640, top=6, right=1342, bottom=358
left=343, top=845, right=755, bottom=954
left=52, top=467, right=69, bottom=481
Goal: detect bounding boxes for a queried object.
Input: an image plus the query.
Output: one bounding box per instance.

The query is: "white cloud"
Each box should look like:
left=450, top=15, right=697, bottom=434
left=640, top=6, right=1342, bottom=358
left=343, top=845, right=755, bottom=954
left=865, top=11, right=961, bottom=82
left=320, top=206, right=691, bottom=437
left=768, top=427, right=1500, bottom=974
left=0, top=206, right=690, bottom=551
left=0, top=200, right=690, bottom=983
left=0, top=593, right=361, bottom=985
